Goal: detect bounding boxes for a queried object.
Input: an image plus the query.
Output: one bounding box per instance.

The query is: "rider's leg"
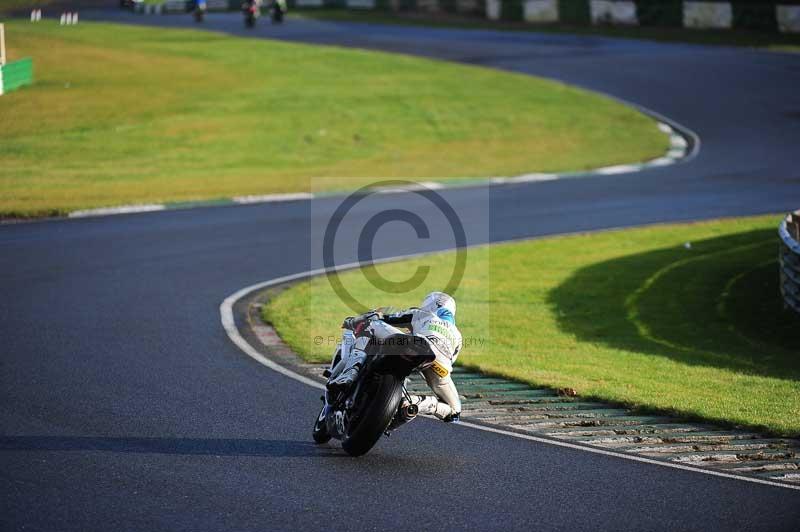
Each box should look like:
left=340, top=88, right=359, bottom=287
left=327, top=334, right=369, bottom=391
left=327, top=320, right=407, bottom=391
left=414, top=368, right=461, bottom=421
left=327, top=330, right=355, bottom=378
left=329, top=318, right=412, bottom=392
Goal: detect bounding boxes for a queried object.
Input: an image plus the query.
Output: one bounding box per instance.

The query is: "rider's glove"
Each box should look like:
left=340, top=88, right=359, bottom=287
left=342, top=310, right=382, bottom=332
left=341, top=316, right=357, bottom=330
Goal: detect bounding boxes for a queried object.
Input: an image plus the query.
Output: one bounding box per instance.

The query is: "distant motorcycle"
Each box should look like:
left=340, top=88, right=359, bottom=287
left=193, top=0, right=206, bottom=22
left=270, top=0, right=285, bottom=24
left=242, top=1, right=259, bottom=28
left=312, top=310, right=437, bottom=456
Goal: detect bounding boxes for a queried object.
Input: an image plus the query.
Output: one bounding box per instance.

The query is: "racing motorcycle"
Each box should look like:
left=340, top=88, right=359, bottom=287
left=242, top=0, right=258, bottom=28
left=269, top=0, right=284, bottom=23
left=312, top=310, right=437, bottom=456
left=193, top=0, right=206, bottom=23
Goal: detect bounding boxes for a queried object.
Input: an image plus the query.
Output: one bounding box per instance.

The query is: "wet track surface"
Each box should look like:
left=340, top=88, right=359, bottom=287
left=2, top=11, right=800, bottom=531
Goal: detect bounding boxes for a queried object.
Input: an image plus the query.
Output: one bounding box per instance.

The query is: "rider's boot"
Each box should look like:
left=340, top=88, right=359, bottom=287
left=414, top=395, right=461, bottom=422
left=326, top=349, right=366, bottom=393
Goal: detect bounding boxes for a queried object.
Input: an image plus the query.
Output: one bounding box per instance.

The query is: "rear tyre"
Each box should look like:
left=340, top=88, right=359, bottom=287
left=341, top=374, right=402, bottom=457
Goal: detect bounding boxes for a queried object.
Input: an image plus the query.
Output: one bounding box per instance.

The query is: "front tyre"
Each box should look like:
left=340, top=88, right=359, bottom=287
left=312, top=404, right=331, bottom=444
left=341, top=374, right=402, bottom=457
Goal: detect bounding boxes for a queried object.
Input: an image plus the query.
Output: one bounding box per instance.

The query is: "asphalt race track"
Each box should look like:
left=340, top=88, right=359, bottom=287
left=3, top=12, right=800, bottom=531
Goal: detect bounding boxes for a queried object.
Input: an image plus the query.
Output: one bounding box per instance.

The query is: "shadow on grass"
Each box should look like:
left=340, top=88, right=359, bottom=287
left=0, top=436, right=342, bottom=458
left=547, top=228, right=800, bottom=381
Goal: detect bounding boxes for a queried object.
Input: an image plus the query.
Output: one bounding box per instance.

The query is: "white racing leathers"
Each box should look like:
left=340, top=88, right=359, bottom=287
left=328, top=308, right=463, bottom=420
left=374, top=308, right=463, bottom=421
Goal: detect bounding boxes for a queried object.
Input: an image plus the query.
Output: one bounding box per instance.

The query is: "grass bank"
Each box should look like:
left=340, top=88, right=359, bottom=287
left=294, top=9, right=800, bottom=52
left=0, top=20, right=668, bottom=217
left=264, top=215, right=800, bottom=436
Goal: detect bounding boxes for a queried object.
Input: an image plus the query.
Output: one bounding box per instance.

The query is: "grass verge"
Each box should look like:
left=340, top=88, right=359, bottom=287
left=0, top=20, right=667, bottom=217
left=264, top=215, right=800, bottom=436
left=294, top=9, right=800, bottom=52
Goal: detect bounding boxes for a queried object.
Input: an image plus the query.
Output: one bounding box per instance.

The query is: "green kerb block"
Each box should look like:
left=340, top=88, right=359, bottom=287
left=0, top=58, right=34, bottom=94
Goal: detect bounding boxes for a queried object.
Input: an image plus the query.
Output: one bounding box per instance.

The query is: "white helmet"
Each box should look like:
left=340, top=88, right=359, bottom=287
left=420, top=292, right=456, bottom=323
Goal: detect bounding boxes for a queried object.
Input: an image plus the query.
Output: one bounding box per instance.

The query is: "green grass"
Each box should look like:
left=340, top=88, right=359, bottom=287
left=0, top=20, right=668, bottom=217
left=264, top=215, right=800, bottom=436
left=294, top=9, right=800, bottom=52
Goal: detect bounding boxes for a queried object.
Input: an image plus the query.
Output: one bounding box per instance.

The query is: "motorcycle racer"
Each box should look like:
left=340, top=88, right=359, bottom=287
left=326, top=292, right=462, bottom=422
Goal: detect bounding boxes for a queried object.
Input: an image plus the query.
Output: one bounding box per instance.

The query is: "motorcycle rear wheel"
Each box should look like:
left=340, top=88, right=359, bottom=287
left=341, top=374, right=402, bottom=457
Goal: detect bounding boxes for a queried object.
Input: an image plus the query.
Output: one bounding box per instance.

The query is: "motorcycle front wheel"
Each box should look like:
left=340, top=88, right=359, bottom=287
left=341, top=374, right=402, bottom=457
left=312, top=403, right=331, bottom=444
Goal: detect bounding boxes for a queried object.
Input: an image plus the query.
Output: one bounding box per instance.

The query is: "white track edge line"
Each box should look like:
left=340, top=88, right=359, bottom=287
left=68, top=204, right=165, bottom=218
left=455, top=421, right=800, bottom=491
left=233, top=193, right=315, bottom=204
left=220, top=260, right=798, bottom=493
left=60, top=117, right=694, bottom=221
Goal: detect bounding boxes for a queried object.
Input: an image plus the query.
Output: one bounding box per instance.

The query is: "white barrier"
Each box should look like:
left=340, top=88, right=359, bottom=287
left=163, top=0, right=186, bottom=12
left=347, top=0, right=376, bottom=8
left=524, top=0, right=558, bottom=23
left=683, top=1, right=732, bottom=29
left=115, top=0, right=797, bottom=35
left=416, top=0, right=439, bottom=11
left=486, top=0, right=501, bottom=20
left=456, top=0, right=480, bottom=13
left=777, top=5, right=800, bottom=33
left=590, top=0, right=638, bottom=25
left=59, top=12, right=79, bottom=25
left=140, top=3, right=164, bottom=14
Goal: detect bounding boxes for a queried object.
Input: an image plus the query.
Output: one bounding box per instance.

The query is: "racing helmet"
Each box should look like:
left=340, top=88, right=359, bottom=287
left=420, top=292, right=456, bottom=323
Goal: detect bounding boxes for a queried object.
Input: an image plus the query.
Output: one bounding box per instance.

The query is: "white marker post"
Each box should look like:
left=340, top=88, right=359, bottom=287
left=0, top=23, right=5, bottom=96
left=0, top=23, right=6, bottom=66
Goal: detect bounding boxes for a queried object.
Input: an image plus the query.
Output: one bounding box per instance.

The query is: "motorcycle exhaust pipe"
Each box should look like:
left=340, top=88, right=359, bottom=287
left=386, top=402, right=419, bottom=434
left=401, top=403, right=419, bottom=421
